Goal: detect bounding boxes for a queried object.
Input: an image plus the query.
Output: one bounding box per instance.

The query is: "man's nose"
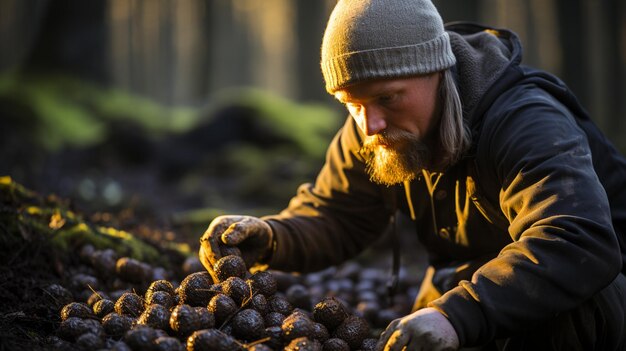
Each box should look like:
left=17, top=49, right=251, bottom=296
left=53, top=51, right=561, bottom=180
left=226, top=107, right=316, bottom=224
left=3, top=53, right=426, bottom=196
left=362, top=108, right=386, bottom=136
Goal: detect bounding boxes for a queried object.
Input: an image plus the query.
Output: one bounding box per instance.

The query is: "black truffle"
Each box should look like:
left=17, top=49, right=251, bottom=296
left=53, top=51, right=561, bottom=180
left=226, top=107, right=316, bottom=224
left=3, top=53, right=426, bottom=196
left=214, top=255, right=248, bottom=281
left=178, top=272, right=215, bottom=307
left=313, top=297, right=348, bottom=331
left=231, top=308, right=266, bottom=341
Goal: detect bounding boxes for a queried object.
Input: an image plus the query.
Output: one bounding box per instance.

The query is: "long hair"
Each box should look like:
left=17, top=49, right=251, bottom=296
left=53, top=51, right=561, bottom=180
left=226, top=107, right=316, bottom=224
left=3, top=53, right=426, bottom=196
left=436, top=69, right=471, bottom=169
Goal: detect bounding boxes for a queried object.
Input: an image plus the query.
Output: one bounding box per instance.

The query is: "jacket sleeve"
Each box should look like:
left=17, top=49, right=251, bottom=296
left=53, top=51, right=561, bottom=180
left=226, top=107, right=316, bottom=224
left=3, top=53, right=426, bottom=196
left=430, top=87, right=622, bottom=346
left=262, top=116, right=394, bottom=273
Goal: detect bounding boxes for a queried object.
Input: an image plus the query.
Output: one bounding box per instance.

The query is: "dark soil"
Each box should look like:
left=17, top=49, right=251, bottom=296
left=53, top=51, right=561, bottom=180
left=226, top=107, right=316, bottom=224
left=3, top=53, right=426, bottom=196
left=0, top=219, right=68, bottom=350
left=0, top=178, right=189, bottom=350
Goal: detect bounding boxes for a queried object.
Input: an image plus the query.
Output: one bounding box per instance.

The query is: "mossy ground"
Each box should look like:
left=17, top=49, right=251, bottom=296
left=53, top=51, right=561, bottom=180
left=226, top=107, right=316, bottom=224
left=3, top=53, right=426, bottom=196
left=0, top=176, right=190, bottom=349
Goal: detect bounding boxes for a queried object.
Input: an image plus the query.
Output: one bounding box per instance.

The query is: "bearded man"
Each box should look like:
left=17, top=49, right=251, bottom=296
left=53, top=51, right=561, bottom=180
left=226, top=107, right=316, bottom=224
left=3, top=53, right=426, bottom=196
left=199, top=0, right=626, bottom=349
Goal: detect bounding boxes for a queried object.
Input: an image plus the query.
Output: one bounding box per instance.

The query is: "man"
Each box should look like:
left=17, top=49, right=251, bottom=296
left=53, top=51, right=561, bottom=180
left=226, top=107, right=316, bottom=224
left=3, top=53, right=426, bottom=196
left=200, top=0, right=626, bottom=349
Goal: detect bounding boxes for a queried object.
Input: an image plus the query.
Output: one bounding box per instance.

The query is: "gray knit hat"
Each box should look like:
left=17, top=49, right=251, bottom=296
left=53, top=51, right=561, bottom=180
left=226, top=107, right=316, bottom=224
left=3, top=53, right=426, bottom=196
left=321, top=0, right=456, bottom=93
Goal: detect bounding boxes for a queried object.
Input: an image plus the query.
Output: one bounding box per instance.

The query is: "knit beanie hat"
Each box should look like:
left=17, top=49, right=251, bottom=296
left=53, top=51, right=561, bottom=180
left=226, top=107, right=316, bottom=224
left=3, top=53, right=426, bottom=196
left=321, top=0, right=456, bottom=93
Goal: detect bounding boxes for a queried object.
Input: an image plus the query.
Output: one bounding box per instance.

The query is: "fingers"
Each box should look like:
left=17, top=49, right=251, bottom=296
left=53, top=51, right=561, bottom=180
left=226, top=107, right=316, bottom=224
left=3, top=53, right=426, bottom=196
left=200, top=224, right=224, bottom=261
left=383, top=329, right=411, bottom=351
left=221, top=217, right=266, bottom=245
left=199, top=217, right=236, bottom=281
left=377, top=319, right=400, bottom=351
left=198, top=245, right=218, bottom=282
left=200, top=215, right=270, bottom=277
left=377, top=309, right=459, bottom=351
left=221, top=222, right=246, bottom=245
left=207, top=216, right=240, bottom=242
left=405, top=337, right=425, bottom=351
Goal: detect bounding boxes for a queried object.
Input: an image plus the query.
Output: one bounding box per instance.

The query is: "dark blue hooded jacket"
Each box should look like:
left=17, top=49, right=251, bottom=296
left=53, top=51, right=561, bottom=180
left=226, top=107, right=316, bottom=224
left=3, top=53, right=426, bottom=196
left=264, top=23, right=626, bottom=346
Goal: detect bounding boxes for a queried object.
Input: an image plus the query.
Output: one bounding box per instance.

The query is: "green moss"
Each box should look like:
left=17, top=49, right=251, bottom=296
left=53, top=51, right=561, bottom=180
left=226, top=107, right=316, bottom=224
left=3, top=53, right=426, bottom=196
left=0, top=176, right=37, bottom=202
left=0, top=72, right=199, bottom=151
left=50, top=223, right=107, bottom=251
left=0, top=74, right=338, bottom=157
left=95, top=88, right=198, bottom=134
left=210, top=88, right=342, bottom=159
left=29, top=87, right=105, bottom=150
left=0, top=176, right=180, bottom=267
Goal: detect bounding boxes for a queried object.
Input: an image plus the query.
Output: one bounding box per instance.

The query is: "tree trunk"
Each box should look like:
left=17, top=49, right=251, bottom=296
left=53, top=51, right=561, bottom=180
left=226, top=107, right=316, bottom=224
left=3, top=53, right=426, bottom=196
left=24, top=0, right=109, bottom=84
left=295, top=1, right=331, bottom=102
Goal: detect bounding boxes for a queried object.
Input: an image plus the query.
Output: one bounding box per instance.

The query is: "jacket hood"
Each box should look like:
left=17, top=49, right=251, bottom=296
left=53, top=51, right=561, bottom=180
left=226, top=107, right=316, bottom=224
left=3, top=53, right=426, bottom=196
left=446, top=22, right=523, bottom=131
left=447, top=22, right=595, bottom=154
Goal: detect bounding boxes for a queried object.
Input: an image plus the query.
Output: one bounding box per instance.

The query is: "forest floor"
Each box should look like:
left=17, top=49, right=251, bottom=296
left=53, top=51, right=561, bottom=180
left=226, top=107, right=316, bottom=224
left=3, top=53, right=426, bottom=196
left=0, top=177, right=189, bottom=350
left=0, top=95, right=428, bottom=349
left=0, top=133, right=424, bottom=351
left=0, top=176, right=426, bottom=350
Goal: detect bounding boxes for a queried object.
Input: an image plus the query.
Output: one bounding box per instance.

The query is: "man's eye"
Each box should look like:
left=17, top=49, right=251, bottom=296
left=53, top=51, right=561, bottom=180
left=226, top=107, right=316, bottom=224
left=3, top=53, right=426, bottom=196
left=378, top=94, right=396, bottom=104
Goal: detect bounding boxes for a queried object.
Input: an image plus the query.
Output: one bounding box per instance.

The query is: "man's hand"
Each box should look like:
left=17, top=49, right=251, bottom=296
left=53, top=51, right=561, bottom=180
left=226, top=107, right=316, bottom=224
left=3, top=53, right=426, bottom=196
left=199, top=215, right=273, bottom=281
left=377, top=307, right=459, bottom=351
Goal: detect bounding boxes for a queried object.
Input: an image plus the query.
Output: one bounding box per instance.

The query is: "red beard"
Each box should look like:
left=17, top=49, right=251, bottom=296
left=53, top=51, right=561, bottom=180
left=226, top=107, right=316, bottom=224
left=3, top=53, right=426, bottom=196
left=360, top=128, right=431, bottom=186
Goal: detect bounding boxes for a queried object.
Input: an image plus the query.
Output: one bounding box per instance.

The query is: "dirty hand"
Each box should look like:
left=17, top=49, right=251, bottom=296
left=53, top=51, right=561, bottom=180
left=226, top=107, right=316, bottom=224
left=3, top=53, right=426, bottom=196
left=376, top=307, right=459, bottom=351
left=199, top=215, right=273, bottom=279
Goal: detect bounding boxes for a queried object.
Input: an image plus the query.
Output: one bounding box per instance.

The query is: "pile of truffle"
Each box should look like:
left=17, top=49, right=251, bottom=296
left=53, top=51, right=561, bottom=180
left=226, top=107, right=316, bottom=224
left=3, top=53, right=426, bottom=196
left=49, top=246, right=418, bottom=351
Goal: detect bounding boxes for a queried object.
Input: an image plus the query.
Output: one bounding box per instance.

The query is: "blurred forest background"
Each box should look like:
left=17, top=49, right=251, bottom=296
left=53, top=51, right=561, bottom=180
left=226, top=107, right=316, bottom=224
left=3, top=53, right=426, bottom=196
left=1, top=0, right=625, bottom=245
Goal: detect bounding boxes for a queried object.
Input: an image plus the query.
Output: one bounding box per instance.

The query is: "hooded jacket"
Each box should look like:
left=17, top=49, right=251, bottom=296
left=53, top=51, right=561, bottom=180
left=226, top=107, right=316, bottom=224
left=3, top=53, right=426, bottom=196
left=263, top=23, right=626, bottom=346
